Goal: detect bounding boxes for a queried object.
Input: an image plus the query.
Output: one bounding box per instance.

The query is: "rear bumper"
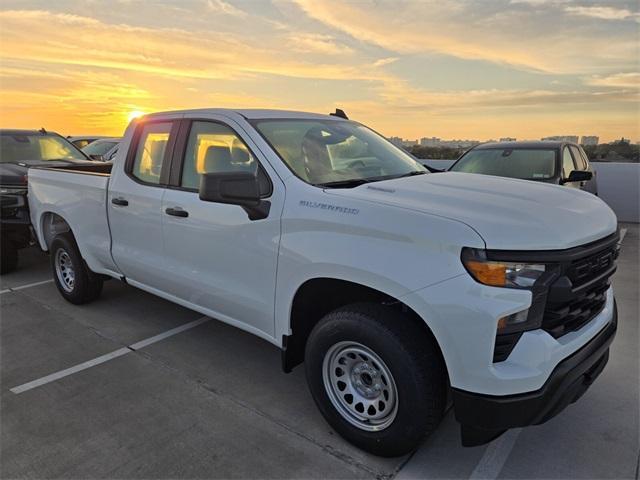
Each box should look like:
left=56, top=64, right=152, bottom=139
left=453, top=300, right=617, bottom=446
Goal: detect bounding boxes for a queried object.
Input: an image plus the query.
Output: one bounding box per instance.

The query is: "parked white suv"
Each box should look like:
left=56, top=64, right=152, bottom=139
left=28, top=109, right=619, bottom=456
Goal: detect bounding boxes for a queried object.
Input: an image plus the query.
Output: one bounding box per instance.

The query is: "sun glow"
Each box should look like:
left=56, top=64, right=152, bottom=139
left=127, top=110, right=145, bottom=123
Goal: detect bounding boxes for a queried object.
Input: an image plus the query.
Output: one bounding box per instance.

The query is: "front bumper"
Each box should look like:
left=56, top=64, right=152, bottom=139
left=1, top=189, right=31, bottom=249
left=453, top=300, right=617, bottom=446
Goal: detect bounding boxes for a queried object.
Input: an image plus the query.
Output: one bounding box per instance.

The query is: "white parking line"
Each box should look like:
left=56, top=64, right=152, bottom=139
left=469, top=429, right=522, bottom=480
left=10, top=348, right=131, bottom=394
left=9, top=316, right=210, bottom=394
left=0, top=279, right=54, bottom=295
left=129, top=317, right=210, bottom=350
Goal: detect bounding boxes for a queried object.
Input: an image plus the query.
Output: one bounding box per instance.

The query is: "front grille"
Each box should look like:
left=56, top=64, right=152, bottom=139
left=542, top=244, right=618, bottom=338
left=542, top=279, right=610, bottom=338
left=567, top=245, right=617, bottom=288
left=492, top=235, right=619, bottom=362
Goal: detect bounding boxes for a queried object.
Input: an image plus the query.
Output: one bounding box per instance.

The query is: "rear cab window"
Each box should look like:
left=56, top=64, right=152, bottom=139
left=130, top=122, right=174, bottom=185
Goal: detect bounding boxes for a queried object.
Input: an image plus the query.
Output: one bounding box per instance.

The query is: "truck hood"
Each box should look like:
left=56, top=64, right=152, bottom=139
left=326, top=172, right=617, bottom=250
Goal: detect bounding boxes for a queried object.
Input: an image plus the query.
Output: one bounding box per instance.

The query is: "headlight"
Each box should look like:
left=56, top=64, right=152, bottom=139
left=461, top=248, right=546, bottom=288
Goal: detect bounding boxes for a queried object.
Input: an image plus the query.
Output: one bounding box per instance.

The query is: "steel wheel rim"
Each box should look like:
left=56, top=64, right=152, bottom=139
left=54, top=248, right=75, bottom=293
left=322, top=341, right=398, bottom=431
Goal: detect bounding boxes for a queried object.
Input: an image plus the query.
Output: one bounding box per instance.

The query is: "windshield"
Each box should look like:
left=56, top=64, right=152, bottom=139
left=82, top=140, right=119, bottom=157
left=450, top=148, right=556, bottom=180
left=0, top=133, right=87, bottom=163
left=253, top=119, right=426, bottom=186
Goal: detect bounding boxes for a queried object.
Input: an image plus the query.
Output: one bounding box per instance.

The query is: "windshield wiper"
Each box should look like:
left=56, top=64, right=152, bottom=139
left=314, top=178, right=373, bottom=189
left=393, top=170, right=428, bottom=179
left=316, top=170, right=427, bottom=189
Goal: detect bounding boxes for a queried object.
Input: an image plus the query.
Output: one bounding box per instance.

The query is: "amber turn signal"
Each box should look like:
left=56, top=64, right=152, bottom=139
left=463, top=260, right=506, bottom=287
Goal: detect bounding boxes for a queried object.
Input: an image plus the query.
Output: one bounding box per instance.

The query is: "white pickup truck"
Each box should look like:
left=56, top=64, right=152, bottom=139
left=29, top=108, right=619, bottom=456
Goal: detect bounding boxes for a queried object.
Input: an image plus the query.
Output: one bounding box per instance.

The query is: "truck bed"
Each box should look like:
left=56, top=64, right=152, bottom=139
left=28, top=164, right=119, bottom=276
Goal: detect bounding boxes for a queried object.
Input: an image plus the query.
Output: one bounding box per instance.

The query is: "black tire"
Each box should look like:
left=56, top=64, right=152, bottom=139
left=305, top=303, right=446, bottom=457
left=0, top=241, right=18, bottom=275
left=50, top=233, right=103, bottom=304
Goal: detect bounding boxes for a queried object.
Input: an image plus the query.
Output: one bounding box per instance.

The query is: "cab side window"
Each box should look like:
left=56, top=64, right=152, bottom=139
left=132, top=122, right=172, bottom=184
left=562, top=147, right=576, bottom=178
left=180, top=121, right=270, bottom=195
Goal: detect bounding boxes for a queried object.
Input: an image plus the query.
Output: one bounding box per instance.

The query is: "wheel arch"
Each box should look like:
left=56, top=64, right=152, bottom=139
left=39, top=211, right=73, bottom=251
left=282, top=277, right=446, bottom=375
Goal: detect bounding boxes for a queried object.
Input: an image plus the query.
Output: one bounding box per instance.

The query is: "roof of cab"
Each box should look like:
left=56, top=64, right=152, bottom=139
left=0, top=129, right=53, bottom=135
left=144, top=108, right=347, bottom=121
left=474, top=140, right=574, bottom=150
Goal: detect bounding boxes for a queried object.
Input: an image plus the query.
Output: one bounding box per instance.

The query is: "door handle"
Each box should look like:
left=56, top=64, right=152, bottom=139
left=165, top=207, right=189, bottom=218
left=112, top=197, right=129, bottom=206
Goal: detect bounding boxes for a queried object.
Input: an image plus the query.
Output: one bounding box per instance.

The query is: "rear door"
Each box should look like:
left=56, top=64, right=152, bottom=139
left=159, top=115, right=284, bottom=339
left=108, top=117, right=180, bottom=288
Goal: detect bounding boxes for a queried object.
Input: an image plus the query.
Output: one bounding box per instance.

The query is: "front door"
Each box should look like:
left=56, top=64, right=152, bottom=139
left=160, top=117, right=283, bottom=339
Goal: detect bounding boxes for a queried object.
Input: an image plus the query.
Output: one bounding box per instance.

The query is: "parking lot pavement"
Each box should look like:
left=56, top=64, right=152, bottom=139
left=0, top=247, right=51, bottom=291
left=1, top=225, right=638, bottom=479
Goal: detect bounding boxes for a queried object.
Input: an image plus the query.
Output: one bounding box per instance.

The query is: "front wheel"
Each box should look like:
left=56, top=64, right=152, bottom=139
left=50, top=233, right=103, bottom=304
left=305, top=303, right=446, bottom=457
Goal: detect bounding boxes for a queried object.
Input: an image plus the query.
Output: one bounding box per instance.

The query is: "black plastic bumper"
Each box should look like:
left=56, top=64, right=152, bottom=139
left=1, top=190, right=31, bottom=249
left=453, top=300, right=617, bottom=446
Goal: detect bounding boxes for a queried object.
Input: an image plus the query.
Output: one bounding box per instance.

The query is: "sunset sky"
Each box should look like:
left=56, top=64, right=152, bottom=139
left=0, top=0, right=638, bottom=142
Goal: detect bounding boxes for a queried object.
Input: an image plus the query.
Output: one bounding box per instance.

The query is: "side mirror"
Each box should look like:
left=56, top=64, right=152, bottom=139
left=562, top=170, right=593, bottom=184
left=89, top=154, right=105, bottom=161
left=199, top=172, right=270, bottom=220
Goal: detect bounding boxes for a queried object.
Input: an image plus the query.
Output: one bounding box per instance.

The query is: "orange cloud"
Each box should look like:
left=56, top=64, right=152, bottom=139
left=0, top=5, right=637, bottom=141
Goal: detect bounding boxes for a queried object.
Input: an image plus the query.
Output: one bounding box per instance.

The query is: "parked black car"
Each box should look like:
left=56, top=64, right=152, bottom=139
left=0, top=129, right=90, bottom=273
left=448, top=141, right=597, bottom=194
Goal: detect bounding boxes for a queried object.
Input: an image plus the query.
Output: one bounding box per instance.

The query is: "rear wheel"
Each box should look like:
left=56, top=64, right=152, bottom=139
left=0, top=241, right=18, bottom=274
left=50, top=233, right=103, bottom=304
left=305, top=303, right=446, bottom=457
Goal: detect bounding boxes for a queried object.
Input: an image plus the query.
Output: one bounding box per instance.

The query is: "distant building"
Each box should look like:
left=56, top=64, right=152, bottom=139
left=393, top=136, right=481, bottom=149
left=388, top=136, right=403, bottom=147
left=442, top=139, right=481, bottom=149
left=580, top=136, right=599, bottom=146
left=420, top=137, right=441, bottom=147
left=500, top=137, right=516, bottom=142
left=542, top=135, right=579, bottom=143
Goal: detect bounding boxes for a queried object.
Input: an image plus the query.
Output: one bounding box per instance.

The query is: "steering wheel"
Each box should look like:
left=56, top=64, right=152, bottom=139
left=346, top=160, right=366, bottom=169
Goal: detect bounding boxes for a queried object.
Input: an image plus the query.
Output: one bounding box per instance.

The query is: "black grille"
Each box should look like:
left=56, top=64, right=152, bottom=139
left=493, top=333, right=522, bottom=363
left=490, top=234, right=619, bottom=363
left=567, top=246, right=617, bottom=288
left=542, top=244, right=618, bottom=339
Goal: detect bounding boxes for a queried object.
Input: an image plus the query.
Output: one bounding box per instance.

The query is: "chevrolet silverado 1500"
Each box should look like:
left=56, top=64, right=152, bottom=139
left=28, top=109, right=619, bottom=456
